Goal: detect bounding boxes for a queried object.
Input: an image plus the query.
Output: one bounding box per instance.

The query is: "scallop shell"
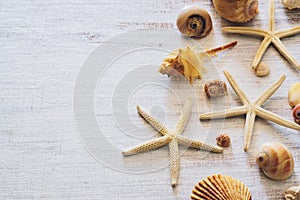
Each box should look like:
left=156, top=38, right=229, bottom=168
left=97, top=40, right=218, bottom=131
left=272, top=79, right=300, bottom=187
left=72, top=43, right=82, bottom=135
left=212, top=0, right=258, bottom=23
left=256, top=142, right=294, bottom=180
left=191, top=174, right=252, bottom=200
left=285, top=185, right=300, bottom=200
left=288, top=83, right=300, bottom=107
left=282, top=0, right=300, bottom=10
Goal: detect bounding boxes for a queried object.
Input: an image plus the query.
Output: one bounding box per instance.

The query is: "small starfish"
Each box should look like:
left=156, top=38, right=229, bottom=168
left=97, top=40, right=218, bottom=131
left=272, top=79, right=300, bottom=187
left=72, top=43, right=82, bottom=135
left=200, top=70, right=300, bottom=152
left=122, top=98, right=223, bottom=187
left=223, top=0, right=300, bottom=70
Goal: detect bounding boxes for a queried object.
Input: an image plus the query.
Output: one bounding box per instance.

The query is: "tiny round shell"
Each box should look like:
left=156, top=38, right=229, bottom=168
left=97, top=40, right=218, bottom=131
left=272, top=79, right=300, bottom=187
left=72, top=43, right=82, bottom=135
left=293, top=103, right=300, bottom=125
left=255, top=63, right=270, bottom=77
left=256, top=142, right=294, bottom=180
left=204, top=79, right=227, bottom=98
left=177, top=5, right=213, bottom=38
left=212, top=0, right=259, bottom=23
left=216, top=133, right=231, bottom=147
left=282, top=0, right=300, bottom=10
left=288, top=83, right=300, bottom=107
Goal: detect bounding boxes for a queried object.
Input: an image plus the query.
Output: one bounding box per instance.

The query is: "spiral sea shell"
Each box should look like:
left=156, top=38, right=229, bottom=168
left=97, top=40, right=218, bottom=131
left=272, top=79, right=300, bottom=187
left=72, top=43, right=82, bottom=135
left=191, top=174, right=252, bottom=200
left=212, top=0, right=259, bottom=23
left=283, top=0, right=300, bottom=10
left=177, top=5, right=213, bottom=38
left=293, top=103, right=300, bottom=125
left=256, top=142, right=294, bottom=180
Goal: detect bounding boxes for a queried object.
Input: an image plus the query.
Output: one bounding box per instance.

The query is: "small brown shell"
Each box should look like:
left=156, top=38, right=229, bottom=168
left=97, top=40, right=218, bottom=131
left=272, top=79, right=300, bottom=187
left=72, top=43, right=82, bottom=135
left=256, top=142, right=294, bottom=180
left=255, top=63, right=270, bottom=77
left=212, top=0, right=258, bottom=23
left=288, top=83, right=300, bottom=107
left=216, top=133, right=231, bottom=147
left=177, top=5, right=213, bottom=38
left=191, top=174, right=252, bottom=200
left=204, top=79, right=227, bottom=98
left=292, top=104, right=300, bottom=125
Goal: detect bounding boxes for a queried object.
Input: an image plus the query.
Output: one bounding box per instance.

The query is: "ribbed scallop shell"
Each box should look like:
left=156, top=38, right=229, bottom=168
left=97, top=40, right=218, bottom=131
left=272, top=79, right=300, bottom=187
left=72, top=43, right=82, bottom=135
left=256, top=142, right=294, bottom=180
left=283, top=0, right=300, bottom=10
left=212, top=0, right=258, bottom=23
left=191, top=174, right=252, bottom=200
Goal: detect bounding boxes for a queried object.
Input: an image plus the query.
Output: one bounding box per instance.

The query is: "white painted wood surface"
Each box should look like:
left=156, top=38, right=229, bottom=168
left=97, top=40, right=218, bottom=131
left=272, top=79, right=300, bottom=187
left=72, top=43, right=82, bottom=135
left=1, top=0, right=300, bottom=199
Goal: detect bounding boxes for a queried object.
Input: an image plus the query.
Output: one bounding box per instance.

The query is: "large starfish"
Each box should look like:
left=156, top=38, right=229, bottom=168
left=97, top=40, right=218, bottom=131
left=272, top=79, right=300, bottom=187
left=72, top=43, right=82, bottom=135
left=122, top=98, right=223, bottom=187
left=200, top=70, right=300, bottom=152
left=223, top=0, right=300, bottom=70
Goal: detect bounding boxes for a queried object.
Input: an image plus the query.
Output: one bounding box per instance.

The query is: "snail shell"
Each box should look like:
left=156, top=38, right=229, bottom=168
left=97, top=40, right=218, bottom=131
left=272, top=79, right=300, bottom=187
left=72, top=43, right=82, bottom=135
left=283, top=0, right=300, bottom=10
left=176, top=5, right=213, bottom=38
left=256, top=142, right=294, bottom=180
left=212, top=0, right=259, bottom=23
left=288, top=83, right=300, bottom=107
left=293, top=104, right=300, bottom=125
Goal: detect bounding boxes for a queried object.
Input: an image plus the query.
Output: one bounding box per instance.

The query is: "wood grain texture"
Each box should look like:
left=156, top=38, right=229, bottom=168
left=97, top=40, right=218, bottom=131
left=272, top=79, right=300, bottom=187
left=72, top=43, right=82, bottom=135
left=0, top=0, right=300, bottom=199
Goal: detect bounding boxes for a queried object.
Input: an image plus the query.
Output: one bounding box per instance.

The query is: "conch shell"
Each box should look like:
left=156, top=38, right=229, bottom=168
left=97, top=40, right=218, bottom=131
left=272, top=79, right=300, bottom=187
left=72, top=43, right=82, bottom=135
left=212, top=0, right=259, bottom=23
left=191, top=174, right=252, bottom=200
left=256, top=142, right=294, bottom=180
left=283, top=0, right=300, bottom=10
left=285, top=185, right=300, bottom=200
left=158, top=41, right=237, bottom=84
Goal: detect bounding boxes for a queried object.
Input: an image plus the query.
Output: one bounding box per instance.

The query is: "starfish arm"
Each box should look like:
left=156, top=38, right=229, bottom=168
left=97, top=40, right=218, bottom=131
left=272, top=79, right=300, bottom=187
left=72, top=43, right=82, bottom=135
left=169, top=139, right=179, bottom=187
left=276, top=26, right=300, bottom=38
left=244, top=111, right=256, bottom=152
left=122, top=135, right=170, bottom=156
left=137, top=105, right=169, bottom=136
left=252, top=37, right=272, bottom=69
left=222, top=27, right=269, bottom=37
left=223, top=70, right=250, bottom=105
left=254, top=75, right=286, bottom=106
left=272, top=37, right=300, bottom=70
left=200, top=106, right=248, bottom=120
left=269, top=0, right=275, bottom=32
left=255, top=107, right=300, bottom=131
left=175, top=98, right=192, bottom=134
left=177, top=135, right=223, bottom=153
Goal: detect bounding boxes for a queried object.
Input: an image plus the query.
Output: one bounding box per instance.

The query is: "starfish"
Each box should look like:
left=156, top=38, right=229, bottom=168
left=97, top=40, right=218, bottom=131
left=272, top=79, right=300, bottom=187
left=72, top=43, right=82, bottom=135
left=223, top=0, right=300, bottom=70
left=200, top=70, right=300, bottom=152
left=122, top=98, right=223, bottom=187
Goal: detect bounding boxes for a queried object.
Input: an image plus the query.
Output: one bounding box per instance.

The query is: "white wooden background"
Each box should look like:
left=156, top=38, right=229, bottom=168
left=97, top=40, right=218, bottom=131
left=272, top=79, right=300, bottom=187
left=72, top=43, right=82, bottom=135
left=1, top=0, right=300, bottom=199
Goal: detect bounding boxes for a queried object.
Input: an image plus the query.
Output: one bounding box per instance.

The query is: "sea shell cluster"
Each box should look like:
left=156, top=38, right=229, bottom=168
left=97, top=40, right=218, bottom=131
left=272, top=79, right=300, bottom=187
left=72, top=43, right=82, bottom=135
left=256, top=142, right=294, bottom=180
left=282, top=0, right=300, bottom=9
left=212, top=0, right=259, bottom=23
left=204, top=79, right=227, bottom=98
left=191, top=174, right=252, bottom=200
